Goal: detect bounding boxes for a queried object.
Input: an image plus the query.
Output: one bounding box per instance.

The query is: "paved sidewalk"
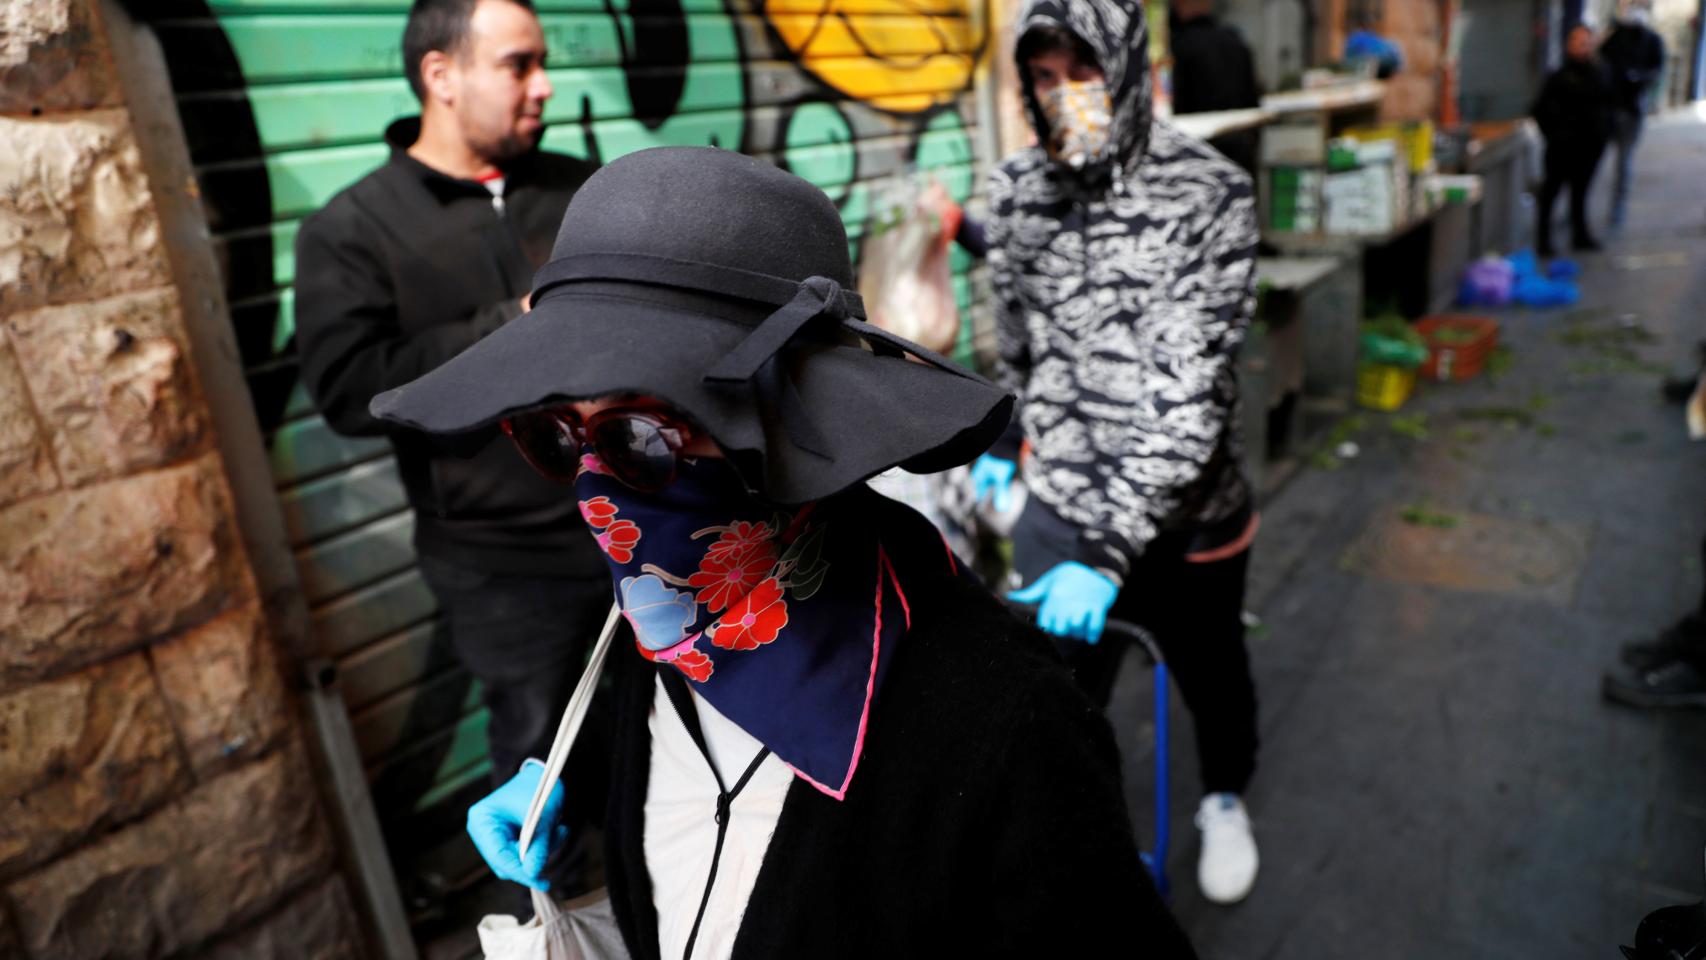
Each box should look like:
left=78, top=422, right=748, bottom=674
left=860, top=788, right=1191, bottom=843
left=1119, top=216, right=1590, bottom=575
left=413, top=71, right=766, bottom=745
left=1113, top=109, right=1706, bottom=958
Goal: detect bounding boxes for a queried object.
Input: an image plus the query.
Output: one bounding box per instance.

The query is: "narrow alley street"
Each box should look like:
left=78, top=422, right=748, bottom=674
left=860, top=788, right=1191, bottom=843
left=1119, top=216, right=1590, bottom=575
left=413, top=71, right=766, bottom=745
left=1112, top=109, right=1706, bottom=957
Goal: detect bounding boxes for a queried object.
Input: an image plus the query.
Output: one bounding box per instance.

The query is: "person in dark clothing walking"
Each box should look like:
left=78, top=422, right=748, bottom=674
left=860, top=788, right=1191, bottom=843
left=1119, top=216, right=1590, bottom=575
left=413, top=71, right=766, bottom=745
left=1169, top=0, right=1261, bottom=172
left=371, top=146, right=1199, bottom=958
left=1599, top=0, right=1666, bottom=227
left=292, top=0, right=610, bottom=869
left=1532, top=24, right=1616, bottom=256
left=979, top=0, right=1263, bottom=906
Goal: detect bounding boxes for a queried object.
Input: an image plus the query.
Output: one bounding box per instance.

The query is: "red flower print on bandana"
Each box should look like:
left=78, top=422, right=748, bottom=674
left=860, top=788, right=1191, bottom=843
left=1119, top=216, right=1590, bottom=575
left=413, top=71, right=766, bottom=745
left=710, top=577, right=789, bottom=651
left=672, top=648, right=715, bottom=682
left=579, top=496, right=618, bottom=529
left=703, top=520, right=775, bottom=563
left=688, top=541, right=780, bottom=613
left=597, top=519, right=641, bottom=564
left=635, top=637, right=717, bottom=683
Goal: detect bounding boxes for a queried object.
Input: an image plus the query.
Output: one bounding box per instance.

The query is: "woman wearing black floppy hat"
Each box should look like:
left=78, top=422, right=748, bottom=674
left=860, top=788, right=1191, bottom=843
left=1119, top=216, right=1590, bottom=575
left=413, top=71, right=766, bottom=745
left=371, top=146, right=1196, bottom=959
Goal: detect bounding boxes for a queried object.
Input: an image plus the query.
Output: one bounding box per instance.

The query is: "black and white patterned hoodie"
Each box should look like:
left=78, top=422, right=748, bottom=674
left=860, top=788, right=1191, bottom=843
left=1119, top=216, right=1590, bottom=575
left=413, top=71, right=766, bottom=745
left=986, top=0, right=1259, bottom=584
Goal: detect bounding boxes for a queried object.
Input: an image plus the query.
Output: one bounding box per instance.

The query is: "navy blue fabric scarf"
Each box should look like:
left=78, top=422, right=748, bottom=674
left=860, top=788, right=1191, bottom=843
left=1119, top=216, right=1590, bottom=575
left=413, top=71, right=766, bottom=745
left=576, top=451, right=944, bottom=800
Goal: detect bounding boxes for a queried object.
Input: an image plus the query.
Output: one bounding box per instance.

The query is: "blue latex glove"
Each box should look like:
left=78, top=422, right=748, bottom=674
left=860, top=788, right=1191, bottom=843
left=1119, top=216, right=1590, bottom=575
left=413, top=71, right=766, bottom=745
left=971, top=454, right=1017, bottom=513
left=1007, top=561, right=1119, bottom=644
left=467, top=759, right=566, bottom=891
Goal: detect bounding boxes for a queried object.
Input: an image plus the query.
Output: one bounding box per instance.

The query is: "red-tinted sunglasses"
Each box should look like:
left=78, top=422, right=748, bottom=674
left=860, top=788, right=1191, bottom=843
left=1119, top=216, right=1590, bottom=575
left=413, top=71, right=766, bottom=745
left=501, top=406, right=694, bottom=492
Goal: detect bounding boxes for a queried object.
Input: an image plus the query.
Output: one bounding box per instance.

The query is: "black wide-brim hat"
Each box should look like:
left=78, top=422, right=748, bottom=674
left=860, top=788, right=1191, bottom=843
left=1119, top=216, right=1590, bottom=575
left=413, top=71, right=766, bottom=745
left=369, top=146, right=1012, bottom=505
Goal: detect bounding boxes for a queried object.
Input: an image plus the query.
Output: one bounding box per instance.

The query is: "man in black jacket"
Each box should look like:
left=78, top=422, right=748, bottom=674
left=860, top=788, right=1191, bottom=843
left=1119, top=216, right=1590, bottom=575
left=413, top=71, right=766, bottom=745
left=1169, top=0, right=1260, bottom=172
left=293, top=0, right=608, bottom=827
left=1600, top=0, right=1666, bottom=228
left=1532, top=24, right=1615, bottom=256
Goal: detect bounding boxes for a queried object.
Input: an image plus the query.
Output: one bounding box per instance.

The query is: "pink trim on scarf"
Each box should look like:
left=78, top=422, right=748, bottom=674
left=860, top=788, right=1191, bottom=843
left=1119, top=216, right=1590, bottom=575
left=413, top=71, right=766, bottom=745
left=1185, top=512, right=1261, bottom=564
left=784, top=544, right=904, bottom=801
left=625, top=610, right=702, bottom=663
left=938, top=531, right=959, bottom=576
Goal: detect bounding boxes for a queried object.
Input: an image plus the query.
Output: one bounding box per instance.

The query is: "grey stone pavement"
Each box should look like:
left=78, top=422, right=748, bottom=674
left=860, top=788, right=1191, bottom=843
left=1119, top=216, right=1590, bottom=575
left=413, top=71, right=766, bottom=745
left=1108, top=109, right=1706, bottom=958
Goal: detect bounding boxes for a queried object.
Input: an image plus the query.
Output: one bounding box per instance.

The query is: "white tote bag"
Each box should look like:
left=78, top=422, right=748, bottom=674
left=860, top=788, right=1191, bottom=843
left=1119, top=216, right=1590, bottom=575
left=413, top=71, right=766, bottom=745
left=476, top=603, right=632, bottom=960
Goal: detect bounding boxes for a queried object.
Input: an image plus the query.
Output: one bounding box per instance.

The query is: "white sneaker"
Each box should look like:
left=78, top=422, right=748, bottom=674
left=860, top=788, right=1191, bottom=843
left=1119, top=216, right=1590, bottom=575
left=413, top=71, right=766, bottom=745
left=1195, top=793, right=1258, bottom=904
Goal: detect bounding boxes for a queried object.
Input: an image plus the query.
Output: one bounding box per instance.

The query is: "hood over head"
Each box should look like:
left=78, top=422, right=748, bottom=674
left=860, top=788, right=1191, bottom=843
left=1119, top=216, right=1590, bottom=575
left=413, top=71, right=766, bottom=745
left=1014, top=0, right=1153, bottom=175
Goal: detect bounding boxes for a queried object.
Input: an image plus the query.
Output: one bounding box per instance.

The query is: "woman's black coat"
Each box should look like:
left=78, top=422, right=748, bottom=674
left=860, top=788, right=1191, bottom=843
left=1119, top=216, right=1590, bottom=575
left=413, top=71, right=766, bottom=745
left=601, top=494, right=1197, bottom=959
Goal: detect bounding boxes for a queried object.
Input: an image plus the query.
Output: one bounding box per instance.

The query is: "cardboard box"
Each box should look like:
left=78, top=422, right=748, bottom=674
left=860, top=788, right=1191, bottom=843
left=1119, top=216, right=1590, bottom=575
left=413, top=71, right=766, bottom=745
left=1265, top=166, right=1322, bottom=233
left=1261, top=121, right=1327, bottom=166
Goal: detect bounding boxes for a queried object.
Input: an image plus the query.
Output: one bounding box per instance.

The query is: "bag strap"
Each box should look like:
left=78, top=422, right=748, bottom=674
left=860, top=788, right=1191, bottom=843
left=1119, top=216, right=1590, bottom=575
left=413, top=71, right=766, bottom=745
left=518, top=602, right=624, bottom=861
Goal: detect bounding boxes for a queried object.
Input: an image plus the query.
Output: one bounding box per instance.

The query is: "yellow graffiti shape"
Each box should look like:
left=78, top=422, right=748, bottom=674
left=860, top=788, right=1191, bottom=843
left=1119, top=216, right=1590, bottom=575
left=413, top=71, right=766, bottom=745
left=765, top=0, right=987, bottom=113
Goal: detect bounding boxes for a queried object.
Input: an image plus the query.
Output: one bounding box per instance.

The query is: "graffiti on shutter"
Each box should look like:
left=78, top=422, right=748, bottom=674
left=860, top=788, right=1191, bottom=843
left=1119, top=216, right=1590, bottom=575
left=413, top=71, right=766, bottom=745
left=149, top=0, right=993, bottom=918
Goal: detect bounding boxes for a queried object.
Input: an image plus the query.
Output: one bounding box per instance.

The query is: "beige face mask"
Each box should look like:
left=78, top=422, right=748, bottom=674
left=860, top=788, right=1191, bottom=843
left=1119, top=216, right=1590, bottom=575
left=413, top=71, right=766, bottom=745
left=1039, top=79, right=1113, bottom=170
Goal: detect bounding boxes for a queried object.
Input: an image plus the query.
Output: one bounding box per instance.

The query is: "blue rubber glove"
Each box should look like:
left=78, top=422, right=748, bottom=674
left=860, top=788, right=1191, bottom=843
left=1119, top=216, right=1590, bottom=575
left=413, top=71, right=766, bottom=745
left=971, top=454, right=1017, bottom=513
left=466, top=759, right=566, bottom=891
left=1007, top=562, right=1119, bottom=644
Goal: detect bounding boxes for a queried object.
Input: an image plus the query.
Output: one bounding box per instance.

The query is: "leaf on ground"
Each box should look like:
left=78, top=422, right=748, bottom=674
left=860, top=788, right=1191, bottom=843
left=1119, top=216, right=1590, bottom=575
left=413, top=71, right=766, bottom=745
left=1388, top=413, right=1430, bottom=440
left=1309, top=450, right=1344, bottom=471
left=1485, top=345, right=1514, bottom=381
left=1399, top=504, right=1462, bottom=528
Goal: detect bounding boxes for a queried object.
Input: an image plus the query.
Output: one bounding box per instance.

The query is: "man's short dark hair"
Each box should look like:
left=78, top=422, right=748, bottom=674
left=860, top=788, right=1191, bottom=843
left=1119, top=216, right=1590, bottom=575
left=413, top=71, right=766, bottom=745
left=1016, top=25, right=1099, bottom=70
left=402, top=0, right=537, bottom=101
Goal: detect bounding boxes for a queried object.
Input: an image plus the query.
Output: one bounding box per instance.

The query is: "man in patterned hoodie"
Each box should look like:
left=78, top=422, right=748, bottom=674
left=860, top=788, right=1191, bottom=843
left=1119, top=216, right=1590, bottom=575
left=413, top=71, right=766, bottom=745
left=978, top=0, right=1263, bottom=904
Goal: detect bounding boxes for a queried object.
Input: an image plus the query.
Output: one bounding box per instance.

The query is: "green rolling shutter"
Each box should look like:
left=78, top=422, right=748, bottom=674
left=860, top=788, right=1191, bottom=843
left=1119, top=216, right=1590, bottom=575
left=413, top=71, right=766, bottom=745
left=151, top=0, right=992, bottom=926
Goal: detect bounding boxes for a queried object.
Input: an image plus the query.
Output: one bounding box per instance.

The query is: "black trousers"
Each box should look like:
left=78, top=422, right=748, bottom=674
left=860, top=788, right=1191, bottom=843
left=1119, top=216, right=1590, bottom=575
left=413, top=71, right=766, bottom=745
left=1537, top=140, right=1607, bottom=254
left=1055, top=543, right=1259, bottom=796
left=416, top=555, right=613, bottom=858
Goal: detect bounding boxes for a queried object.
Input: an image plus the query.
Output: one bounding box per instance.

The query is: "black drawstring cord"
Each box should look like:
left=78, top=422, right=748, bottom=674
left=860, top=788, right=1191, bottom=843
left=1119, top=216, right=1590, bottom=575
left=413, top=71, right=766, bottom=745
left=660, top=670, right=771, bottom=960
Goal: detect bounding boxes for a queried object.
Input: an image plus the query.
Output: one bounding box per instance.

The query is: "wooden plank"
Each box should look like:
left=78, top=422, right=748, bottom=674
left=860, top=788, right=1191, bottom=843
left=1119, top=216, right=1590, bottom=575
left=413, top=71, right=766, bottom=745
left=294, top=508, right=417, bottom=604
left=349, top=666, right=483, bottom=762
left=269, top=412, right=390, bottom=486
left=278, top=455, right=408, bottom=545
left=311, top=566, right=438, bottom=658
left=338, top=619, right=450, bottom=711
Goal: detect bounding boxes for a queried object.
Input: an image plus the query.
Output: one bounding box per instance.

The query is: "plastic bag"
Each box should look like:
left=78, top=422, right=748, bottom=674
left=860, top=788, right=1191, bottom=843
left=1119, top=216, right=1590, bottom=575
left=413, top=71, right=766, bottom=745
left=858, top=178, right=962, bottom=354
left=1458, top=256, right=1514, bottom=307
left=478, top=888, right=627, bottom=960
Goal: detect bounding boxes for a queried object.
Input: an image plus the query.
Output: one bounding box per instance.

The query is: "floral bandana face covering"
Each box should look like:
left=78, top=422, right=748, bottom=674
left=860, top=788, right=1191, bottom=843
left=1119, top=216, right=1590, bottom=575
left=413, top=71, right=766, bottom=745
left=575, top=449, right=911, bottom=800
left=1039, top=79, right=1113, bottom=170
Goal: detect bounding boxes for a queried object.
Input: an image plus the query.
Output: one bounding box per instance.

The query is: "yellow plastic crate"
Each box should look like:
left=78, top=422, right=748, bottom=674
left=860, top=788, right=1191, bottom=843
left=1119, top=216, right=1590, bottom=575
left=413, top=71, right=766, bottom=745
left=1357, top=363, right=1416, bottom=411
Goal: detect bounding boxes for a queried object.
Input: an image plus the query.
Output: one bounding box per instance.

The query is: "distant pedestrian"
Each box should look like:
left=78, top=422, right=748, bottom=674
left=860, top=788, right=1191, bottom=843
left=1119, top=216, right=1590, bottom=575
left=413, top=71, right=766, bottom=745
left=1599, top=0, right=1666, bottom=227
left=1531, top=24, right=1615, bottom=256
left=1169, top=0, right=1261, bottom=171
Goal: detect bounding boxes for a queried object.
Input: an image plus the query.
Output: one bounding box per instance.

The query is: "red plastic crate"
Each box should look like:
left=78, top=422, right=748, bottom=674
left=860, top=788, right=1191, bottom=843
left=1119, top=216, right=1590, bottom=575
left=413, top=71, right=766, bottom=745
left=1416, top=315, right=1499, bottom=382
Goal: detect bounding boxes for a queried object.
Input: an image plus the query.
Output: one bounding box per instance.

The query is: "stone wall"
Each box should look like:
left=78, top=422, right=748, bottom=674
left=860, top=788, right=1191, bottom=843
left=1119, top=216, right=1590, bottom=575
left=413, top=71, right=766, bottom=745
left=0, top=1, right=365, bottom=956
